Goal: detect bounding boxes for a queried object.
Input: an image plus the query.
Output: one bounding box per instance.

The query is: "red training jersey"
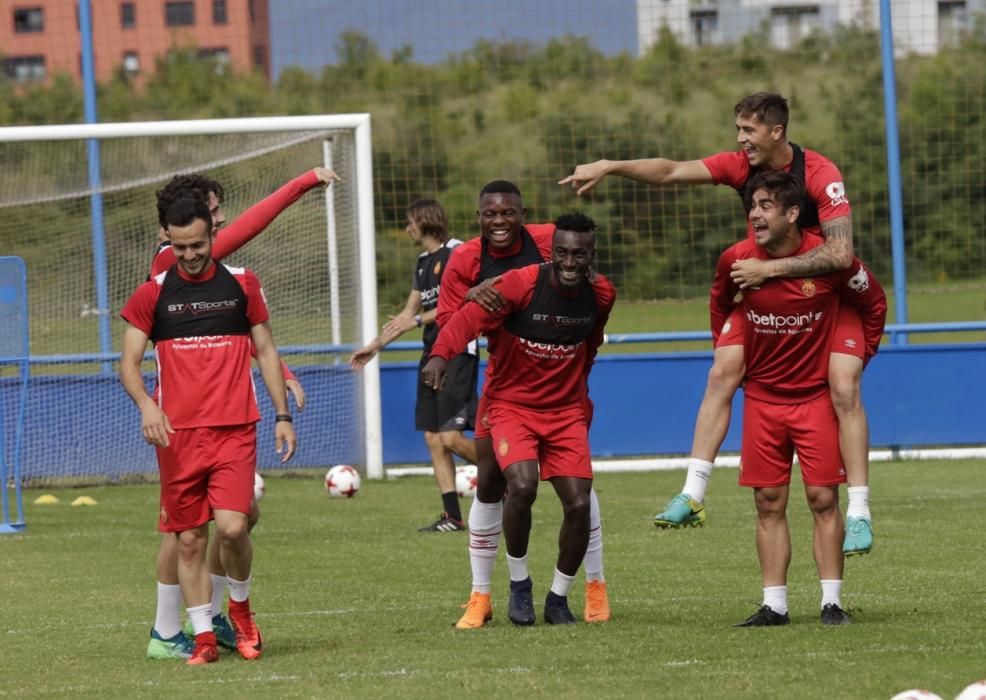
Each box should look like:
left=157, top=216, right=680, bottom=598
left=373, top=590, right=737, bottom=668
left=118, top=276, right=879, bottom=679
left=121, top=263, right=271, bottom=428
left=710, top=235, right=886, bottom=404
left=431, top=263, right=616, bottom=410
left=702, top=148, right=851, bottom=239
left=149, top=170, right=323, bottom=277
left=436, top=224, right=556, bottom=329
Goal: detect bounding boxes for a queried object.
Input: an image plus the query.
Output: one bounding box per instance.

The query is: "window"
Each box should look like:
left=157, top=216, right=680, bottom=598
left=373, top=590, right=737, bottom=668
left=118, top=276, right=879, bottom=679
left=122, top=51, right=140, bottom=77
left=939, top=0, right=968, bottom=47
left=212, top=0, right=227, bottom=24
left=13, top=7, right=44, bottom=33
left=690, top=10, right=718, bottom=47
left=165, top=1, right=195, bottom=26
left=198, top=47, right=229, bottom=74
left=253, top=45, right=267, bottom=70
left=769, top=6, right=821, bottom=50
left=5, top=55, right=46, bottom=83
left=121, top=2, right=135, bottom=28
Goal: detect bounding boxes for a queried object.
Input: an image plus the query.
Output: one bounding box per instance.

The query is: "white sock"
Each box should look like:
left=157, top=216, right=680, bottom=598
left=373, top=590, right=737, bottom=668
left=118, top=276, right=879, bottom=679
left=227, top=576, right=251, bottom=603
left=187, top=603, right=213, bottom=636
left=763, top=585, right=788, bottom=615
left=820, top=579, right=843, bottom=609
left=210, top=574, right=227, bottom=618
left=584, top=488, right=605, bottom=583
left=846, top=486, right=871, bottom=520
left=550, top=568, right=576, bottom=597
left=468, top=496, right=502, bottom=594
left=506, top=554, right=530, bottom=583
left=683, top=458, right=714, bottom=503
left=154, top=582, right=183, bottom=639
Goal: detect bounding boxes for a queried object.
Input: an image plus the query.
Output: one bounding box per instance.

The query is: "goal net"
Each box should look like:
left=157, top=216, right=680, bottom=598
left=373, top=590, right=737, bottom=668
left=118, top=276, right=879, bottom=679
left=0, top=115, right=381, bottom=486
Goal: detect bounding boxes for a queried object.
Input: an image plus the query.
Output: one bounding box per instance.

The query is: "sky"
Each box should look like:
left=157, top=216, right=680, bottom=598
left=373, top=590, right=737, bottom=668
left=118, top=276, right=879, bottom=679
left=269, top=0, right=638, bottom=77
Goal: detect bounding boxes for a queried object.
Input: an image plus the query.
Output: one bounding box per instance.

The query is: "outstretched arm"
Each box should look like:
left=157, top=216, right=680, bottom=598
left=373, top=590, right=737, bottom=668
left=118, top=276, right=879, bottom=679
left=350, top=289, right=424, bottom=370
left=559, top=158, right=713, bottom=196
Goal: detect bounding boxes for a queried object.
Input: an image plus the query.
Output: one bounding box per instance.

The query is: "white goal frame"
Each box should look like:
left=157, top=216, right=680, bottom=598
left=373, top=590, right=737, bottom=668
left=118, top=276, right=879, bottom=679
left=0, top=115, right=384, bottom=479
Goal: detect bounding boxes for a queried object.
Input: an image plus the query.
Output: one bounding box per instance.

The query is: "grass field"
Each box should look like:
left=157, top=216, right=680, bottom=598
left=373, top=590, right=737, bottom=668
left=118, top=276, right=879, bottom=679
left=2, top=460, right=984, bottom=699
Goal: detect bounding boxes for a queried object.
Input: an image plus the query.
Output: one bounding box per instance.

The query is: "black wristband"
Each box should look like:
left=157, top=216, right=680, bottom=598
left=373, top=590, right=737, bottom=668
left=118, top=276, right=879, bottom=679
left=275, top=414, right=293, bottom=423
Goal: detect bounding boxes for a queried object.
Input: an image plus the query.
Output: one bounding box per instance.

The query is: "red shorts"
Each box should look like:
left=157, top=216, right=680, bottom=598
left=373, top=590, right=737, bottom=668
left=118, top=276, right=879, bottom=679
left=155, top=424, right=257, bottom=533
left=487, top=401, right=591, bottom=480
left=717, top=306, right=865, bottom=361
left=739, top=395, right=846, bottom=488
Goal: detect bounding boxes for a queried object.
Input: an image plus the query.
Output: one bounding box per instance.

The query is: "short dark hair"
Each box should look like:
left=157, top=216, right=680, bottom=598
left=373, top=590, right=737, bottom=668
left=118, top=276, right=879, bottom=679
left=156, top=173, right=224, bottom=227
left=407, top=198, right=449, bottom=243
left=734, top=92, right=789, bottom=134
left=164, top=198, right=213, bottom=232
left=746, top=171, right=803, bottom=212
left=554, top=212, right=596, bottom=234
left=479, top=180, right=522, bottom=198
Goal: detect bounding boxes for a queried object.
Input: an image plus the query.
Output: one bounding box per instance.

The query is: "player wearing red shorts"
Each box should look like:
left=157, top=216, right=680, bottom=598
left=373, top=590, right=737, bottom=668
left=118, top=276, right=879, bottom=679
left=562, top=92, right=875, bottom=556
left=121, top=198, right=297, bottom=664
left=711, top=172, right=885, bottom=626
left=437, top=182, right=610, bottom=627
left=145, top=169, right=335, bottom=660
left=424, top=213, right=616, bottom=625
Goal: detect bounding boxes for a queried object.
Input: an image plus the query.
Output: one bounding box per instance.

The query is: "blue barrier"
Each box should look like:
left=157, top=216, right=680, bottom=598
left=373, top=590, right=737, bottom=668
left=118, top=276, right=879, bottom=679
left=10, top=341, right=986, bottom=478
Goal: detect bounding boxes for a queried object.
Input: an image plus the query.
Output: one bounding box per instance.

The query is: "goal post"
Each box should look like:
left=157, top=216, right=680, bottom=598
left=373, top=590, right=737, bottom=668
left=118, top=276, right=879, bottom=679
left=0, top=114, right=383, bottom=483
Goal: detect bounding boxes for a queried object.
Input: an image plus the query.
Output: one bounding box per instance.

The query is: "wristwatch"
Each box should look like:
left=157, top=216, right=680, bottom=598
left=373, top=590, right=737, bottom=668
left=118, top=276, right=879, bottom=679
left=414, top=314, right=422, bottom=327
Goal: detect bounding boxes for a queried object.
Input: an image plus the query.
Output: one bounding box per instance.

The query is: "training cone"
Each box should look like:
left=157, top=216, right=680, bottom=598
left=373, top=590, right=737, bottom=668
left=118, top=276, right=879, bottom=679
left=70, top=496, right=98, bottom=507
left=33, top=494, right=60, bottom=505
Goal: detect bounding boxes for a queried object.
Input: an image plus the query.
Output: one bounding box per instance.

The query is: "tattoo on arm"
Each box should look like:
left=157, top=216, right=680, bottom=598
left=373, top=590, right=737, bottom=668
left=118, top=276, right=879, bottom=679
left=772, top=215, right=854, bottom=277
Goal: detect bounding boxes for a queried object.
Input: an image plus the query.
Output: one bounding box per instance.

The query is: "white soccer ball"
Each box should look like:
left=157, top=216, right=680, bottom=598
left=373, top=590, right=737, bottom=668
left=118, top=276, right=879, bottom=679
left=955, top=680, right=986, bottom=700
left=455, top=464, right=478, bottom=499
left=889, top=690, right=943, bottom=700
left=325, top=464, right=361, bottom=498
left=253, top=473, right=265, bottom=502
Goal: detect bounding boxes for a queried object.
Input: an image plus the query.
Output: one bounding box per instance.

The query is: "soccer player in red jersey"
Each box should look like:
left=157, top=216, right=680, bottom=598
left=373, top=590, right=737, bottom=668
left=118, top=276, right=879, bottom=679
left=712, top=172, right=886, bottom=626
left=121, top=198, right=297, bottom=664
left=424, top=213, right=616, bottom=625
left=351, top=199, right=478, bottom=531
left=561, top=92, right=876, bottom=556
left=144, top=169, right=335, bottom=660
left=438, top=182, right=610, bottom=627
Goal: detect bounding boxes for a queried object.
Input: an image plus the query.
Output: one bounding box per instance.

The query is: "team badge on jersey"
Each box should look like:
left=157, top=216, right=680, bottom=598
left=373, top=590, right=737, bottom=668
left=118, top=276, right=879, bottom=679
left=433, top=261, right=442, bottom=275
left=801, top=280, right=817, bottom=297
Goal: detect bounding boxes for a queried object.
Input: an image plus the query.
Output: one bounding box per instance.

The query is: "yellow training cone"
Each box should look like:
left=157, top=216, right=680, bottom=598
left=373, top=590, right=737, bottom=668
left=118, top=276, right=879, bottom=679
left=71, top=496, right=98, bottom=506
left=34, top=494, right=60, bottom=505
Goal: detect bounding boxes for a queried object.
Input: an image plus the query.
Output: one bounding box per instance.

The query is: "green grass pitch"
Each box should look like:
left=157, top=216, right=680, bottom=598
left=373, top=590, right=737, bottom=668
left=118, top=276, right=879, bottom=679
left=1, top=460, right=984, bottom=698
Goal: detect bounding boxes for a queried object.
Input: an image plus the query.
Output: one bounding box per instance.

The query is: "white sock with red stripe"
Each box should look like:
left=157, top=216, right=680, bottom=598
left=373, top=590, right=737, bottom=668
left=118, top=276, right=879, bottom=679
left=468, top=496, right=501, bottom=594
left=584, top=488, right=605, bottom=583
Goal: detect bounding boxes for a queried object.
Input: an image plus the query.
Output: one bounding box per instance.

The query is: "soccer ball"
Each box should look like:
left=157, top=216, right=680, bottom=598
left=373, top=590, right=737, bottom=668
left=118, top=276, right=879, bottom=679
left=325, top=464, right=361, bottom=498
left=253, top=473, right=265, bottom=502
left=455, top=464, right=478, bottom=499
left=889, top=691, right=943, bottom=700
left=956, top=681, right=986, bottom=700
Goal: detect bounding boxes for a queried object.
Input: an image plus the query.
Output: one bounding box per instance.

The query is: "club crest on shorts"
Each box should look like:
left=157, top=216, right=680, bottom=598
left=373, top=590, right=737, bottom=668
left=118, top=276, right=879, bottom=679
left=498, top=438, right=509, bottom=457
left=481, top=412, right=490, bottom=429
left=160, top=506, right=168, bottom=524
left=801, top=279, right=816, bottom=297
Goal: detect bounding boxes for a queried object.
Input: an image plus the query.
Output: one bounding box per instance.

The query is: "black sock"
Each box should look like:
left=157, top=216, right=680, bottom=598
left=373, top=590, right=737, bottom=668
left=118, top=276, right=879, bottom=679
left=442, top=491, right=462, bottom=521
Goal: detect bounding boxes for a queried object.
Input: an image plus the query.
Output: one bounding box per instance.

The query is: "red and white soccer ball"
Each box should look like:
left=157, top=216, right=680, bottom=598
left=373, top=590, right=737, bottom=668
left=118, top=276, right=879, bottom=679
left=889, top=690, right=943, bottom=700
left=325, top=464, right=361, bottom=498
left=253, top=472, right=265, bottom=502
left=955, top=680, right=986, bottom=700
left=455, top=464, right=478, bottom=499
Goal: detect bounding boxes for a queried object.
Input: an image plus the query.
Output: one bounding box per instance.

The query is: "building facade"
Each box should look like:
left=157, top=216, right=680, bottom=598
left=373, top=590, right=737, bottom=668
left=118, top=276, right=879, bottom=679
left=637, top=0, right=979, bottom=54
left=0, top=0, right=270, bottom=85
